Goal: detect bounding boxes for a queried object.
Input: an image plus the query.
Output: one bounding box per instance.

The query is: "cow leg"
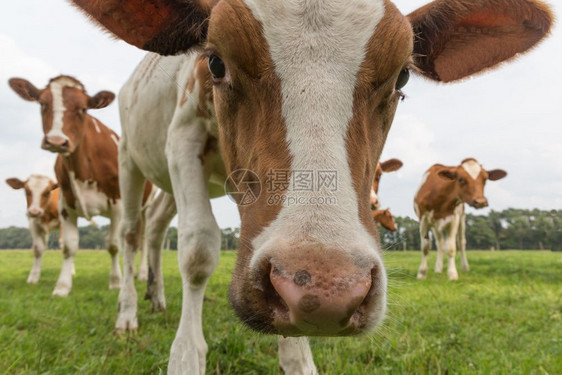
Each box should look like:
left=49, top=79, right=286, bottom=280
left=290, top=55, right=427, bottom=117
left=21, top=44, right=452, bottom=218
left=433, top=228, right=445, bottom=274
left=446, top=217, right=461, bottom=281
left=458, top=209, right=469, bottom=271
left=166, top=124, right=220, bottom=375
left=107, top=204, right=123, bottom=290
left=144, top=191, right=177, bottom=312
left=53, top=203, right=78, bottom=297
left=115, top=149, right=146, bottom=332
left=416, top=217, right=431, bottom=279
left=278, top=337, right=318, bottom=375
left=27, top=227, right=47, bottom=284
left=136, top=211, right=149, bottom=281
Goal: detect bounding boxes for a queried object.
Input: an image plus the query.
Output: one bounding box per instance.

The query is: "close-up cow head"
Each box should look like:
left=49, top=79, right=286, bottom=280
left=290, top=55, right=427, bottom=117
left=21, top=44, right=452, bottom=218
left=70, top=0, right=551, bottom=337
left=438, top=158, right=507, bottom=209
left=6, top=175, right=59, bottom=218
left=8, top=76, right=115, bottom=154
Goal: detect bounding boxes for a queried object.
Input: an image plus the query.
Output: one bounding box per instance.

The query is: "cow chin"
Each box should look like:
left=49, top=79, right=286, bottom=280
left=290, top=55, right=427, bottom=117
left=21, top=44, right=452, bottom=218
left=229, top=245, right=387, bottom=337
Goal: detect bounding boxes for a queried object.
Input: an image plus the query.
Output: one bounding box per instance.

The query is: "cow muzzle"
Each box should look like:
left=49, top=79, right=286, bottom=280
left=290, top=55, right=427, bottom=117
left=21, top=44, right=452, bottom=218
left=42, top=136, right=70, bottom=153
left=470, top=197, right=488, bottom=209
left=262, top=247, right=385, bottom=336
left=27, top=208, right=43, bottom=218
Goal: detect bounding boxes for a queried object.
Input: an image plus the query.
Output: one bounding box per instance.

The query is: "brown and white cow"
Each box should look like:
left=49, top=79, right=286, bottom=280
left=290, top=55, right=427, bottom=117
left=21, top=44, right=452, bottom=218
left=8, top=75, right=152, bottom=296
left=414, top=158, right=507, bottom=281
left=70, top=0, right=551, bottom=373
left=371, top=158, right=402, bottom=231
left=6, top=175, right=62, bottom=284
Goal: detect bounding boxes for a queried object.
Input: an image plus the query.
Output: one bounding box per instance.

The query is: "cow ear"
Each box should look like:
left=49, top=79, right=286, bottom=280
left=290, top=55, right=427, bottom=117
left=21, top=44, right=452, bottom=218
left=71, top=0, right=212, bottom=55
left=380, top=158, right=403, bottom=173
left=487, top=169, right=507, bottom=181
left=88, top=91, right=115, bottom=109
left=8, top=78, right=41, bottom=101
left=6, top=178, right=25, bottom=190
left=407, top=0, right=553, bottom=82
left=51, top=183, right=60, bottom=191
left=438, top=168, right=457, bottom=181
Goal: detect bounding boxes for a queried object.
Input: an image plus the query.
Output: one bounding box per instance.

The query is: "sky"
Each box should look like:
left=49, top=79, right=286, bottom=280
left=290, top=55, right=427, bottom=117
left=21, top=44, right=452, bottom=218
left=0, top=0, right=561, bottom=230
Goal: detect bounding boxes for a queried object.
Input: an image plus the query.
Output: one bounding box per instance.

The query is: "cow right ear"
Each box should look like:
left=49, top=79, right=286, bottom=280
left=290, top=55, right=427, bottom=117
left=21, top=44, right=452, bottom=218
left=438, top=168, right=458, bottom=181
left=71, top=0, right=212, bottom=56
left=8, top=78, right=41, bottom=102
left=6, top=178, right=25, bottom=190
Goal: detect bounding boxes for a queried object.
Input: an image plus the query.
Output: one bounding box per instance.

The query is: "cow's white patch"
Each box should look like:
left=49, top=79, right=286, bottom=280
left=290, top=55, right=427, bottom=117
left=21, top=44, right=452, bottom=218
left=48, top=77, right=83, bottom=140
left=68, top=172, right=111, bottom=219
left=110, top=134, right=119, bottom=147
left=27, top=175, right=51, bottom=213
left=92, top=117, right=101, bottom=133
left=462, top=159, right=482, bottom=180
left=246, top=0, right=386, bottom=261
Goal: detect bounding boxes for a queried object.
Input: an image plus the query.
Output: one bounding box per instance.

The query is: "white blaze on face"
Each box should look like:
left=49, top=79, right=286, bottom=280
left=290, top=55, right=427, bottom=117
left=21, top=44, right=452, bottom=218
left=26, top=175, right=51, bottom=214
left=246, top=0, right=386, bottom=261
left=462, top=160, right=482, bottom=180
left=47, top=77, right=83, bottom=140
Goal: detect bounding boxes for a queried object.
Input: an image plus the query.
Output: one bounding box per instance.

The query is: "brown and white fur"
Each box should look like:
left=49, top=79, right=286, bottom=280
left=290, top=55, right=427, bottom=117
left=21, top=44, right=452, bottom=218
left=414, top=158, right=507, bottom=280
left=6, top=175, right=62, bottom=284
left=8, top=75, right=153, bottom=296
left=70, top=0, right=552, bottom=373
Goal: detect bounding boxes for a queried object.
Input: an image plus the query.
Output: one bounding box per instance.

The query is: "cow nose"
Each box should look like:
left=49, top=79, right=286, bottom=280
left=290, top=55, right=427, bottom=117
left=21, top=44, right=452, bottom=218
left=472, top=198, right=488, bottom=208
left=42, top=136, right=69, bottom=151
left=268, top=258, right=375, bottom=336
left=28, top=209, right=42, bottom=217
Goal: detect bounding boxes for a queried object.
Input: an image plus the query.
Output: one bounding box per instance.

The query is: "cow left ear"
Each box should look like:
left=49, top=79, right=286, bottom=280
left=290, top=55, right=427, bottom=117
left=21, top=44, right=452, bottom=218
left=487, top=169, right=507, bottom=181
left=380, top=158, right=403, bottom=173
left=6, top=178, right=25, bottom=190
left=87, top=91, right=115, bottom=109
left=438, top=167, right=458, bottom=181
left=50, top=183, right=60, bottom=191
left=407, top=0, right=553, bottom=82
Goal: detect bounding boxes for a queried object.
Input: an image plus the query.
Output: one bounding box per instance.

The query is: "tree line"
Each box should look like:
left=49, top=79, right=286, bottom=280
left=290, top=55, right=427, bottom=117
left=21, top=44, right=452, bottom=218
left=1, top=209, right=560, bottom=251
left=379, top=209, right=562, bottom=251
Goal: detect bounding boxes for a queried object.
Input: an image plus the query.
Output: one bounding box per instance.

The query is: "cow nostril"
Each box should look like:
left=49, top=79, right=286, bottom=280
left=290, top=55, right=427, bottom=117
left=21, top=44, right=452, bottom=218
left=293, top=270, right=311, bottom=286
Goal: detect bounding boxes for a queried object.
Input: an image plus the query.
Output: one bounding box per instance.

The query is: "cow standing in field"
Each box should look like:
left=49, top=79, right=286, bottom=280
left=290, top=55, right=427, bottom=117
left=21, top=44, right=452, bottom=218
left=6, top=175, right=62, bottom=284
left=8, top=76, right=153, bottom=296
left=371, top=159, right=403, bottom=231
left=415, top=158, right=507, bottom=280
left=71, top=0, right=551, bottom=373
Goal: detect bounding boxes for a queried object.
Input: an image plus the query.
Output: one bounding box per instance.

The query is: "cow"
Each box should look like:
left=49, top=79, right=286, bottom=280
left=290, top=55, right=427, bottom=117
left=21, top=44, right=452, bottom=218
left=6, top=175, right=62, bottom=284
left=414, top=158, right=507, bottom=281
left=8, top=75, right=153, bottom=296
left=371, top=159, right=402, bottom=231
left=70, top=0, right=552, bottom=373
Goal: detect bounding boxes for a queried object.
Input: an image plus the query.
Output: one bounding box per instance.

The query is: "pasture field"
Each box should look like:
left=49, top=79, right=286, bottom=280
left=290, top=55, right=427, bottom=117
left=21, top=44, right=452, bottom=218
left=0, top=249, right=560, bottom=374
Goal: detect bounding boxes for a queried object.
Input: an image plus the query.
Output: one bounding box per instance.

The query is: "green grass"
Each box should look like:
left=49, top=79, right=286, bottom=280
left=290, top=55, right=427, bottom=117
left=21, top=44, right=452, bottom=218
left=0, top=250, right=561, bottom=374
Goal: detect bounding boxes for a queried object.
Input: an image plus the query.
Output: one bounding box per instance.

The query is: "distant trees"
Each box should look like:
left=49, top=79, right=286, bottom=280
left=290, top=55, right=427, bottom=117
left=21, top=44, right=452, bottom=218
left=1, top=209, right=560, bottom=251
left=378, top=209, right=562, bottom=251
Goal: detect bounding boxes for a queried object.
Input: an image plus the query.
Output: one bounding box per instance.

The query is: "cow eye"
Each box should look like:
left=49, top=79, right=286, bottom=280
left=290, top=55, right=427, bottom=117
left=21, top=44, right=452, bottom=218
left=208, top=55, right=226, bottom=80
left=81, top=108, right=87, bottom=114
left=395, top=68, right=409, bottom=90
left=459, top=177, right=467, bottom=186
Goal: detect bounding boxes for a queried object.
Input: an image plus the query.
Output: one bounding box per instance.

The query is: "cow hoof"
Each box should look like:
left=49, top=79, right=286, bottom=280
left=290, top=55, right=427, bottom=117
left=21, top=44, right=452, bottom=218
left=416, top=273, right=426, bottom=280
left=52, top=285, right=71, bottom=297
left=115, top=313, right=138, bottom=332
left=137, top=268, right=149, bottom=281
left=27, top=276, right=40, bottom=284
left=448, top=272, right=459, bottom=281
left=109, top=277, right=122, bottom=290
left=168, top=336, right=207, bottom=375
left=150, top=297, right=167, bottom=312
left=462, top=265, right=470, bottom=272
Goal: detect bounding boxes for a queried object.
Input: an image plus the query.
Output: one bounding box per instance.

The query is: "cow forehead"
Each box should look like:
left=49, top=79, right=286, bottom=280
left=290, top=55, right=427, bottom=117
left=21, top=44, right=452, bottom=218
left=26, top=175, right=51, bottom=196
left=461, top=160, right=482, bottom=180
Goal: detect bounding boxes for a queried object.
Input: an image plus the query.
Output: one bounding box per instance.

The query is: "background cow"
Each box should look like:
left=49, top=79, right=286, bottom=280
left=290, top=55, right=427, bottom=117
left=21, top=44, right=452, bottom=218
left=414, top=158, right=507, bottom=280
left=6, top=175, right=62, bottom=284
left=371, top=159, right=403, bottom=231
left=70, top=0, right=551, bottom=373
left=8, top=75, right=153, bottom=296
